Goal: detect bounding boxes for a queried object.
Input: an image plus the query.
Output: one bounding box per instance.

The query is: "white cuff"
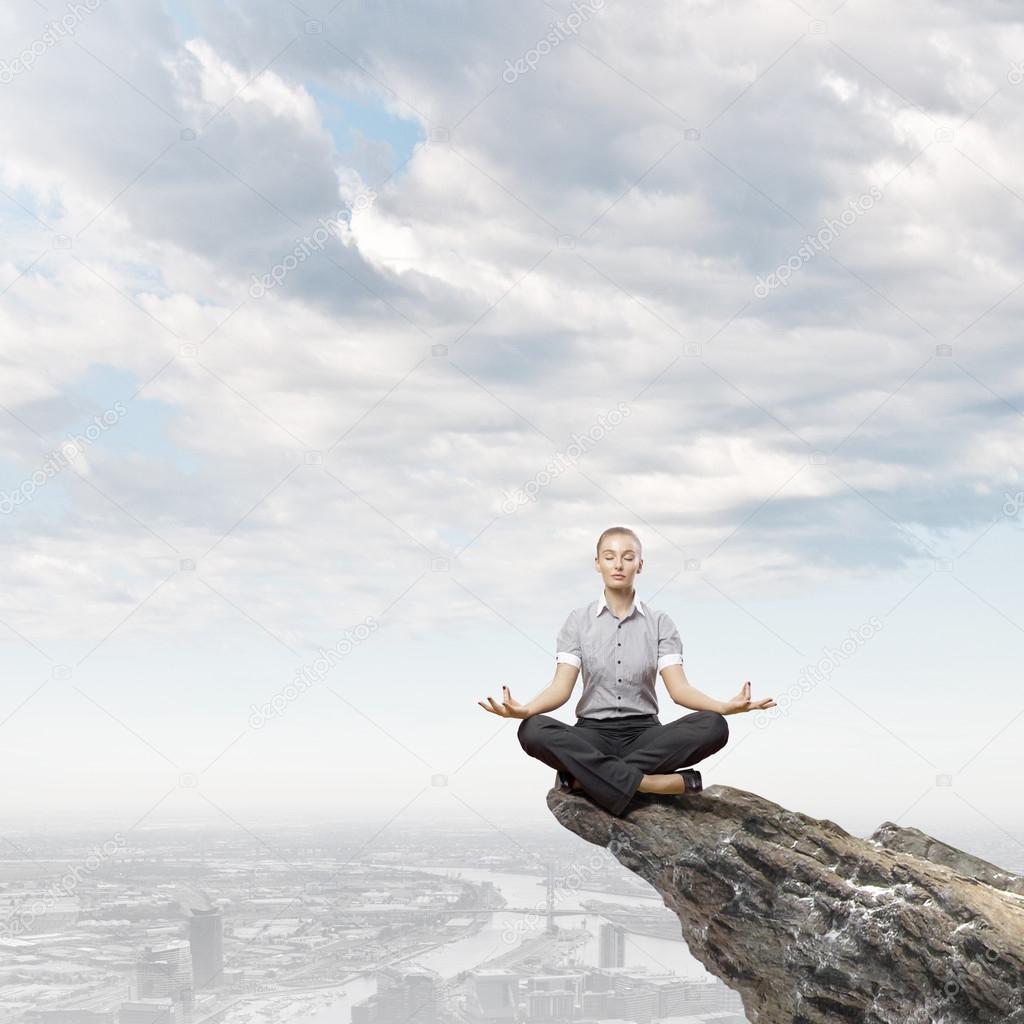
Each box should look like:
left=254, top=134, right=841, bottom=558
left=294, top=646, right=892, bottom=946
left=657, top=653, right=683, bottom=672
left=556, top=652, right=582, bottom=668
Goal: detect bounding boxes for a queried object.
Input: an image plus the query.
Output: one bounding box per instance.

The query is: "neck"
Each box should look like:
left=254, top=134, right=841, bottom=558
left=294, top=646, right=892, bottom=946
left=604, top=585, right=635, bottom=618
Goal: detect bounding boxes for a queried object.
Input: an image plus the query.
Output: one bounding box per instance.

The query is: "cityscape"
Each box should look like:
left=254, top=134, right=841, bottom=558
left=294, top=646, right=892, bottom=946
left=4, top=0, right=1024, bottom=1020
left=0, top=819, right=754, bottom=1024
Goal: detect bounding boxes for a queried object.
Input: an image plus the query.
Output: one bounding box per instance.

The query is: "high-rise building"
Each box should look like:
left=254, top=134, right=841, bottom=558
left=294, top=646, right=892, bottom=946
left=188, top=907, right=224, bottom=989
left=351, top=963, right=443, bottom=1024
left=137, top=941, right=194, bottom=1023
left=598, top=922, right=626, bottom=967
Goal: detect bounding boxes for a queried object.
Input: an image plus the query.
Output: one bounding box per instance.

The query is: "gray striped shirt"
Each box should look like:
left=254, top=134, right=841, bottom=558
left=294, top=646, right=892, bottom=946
left=555, top=592, right=684, bottom=719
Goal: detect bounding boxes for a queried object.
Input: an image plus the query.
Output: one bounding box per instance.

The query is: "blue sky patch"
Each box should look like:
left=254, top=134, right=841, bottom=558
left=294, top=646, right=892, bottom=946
left=304, top=80, right=424, bottom=184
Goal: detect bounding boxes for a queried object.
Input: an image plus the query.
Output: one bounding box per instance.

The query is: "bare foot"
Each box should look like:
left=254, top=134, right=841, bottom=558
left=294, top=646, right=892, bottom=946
left=636, top=772, right=686, bottom=795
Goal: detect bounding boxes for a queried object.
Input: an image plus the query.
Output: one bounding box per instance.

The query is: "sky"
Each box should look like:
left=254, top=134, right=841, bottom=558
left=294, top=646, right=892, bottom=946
left=1, top=0, right=1023, bottom=867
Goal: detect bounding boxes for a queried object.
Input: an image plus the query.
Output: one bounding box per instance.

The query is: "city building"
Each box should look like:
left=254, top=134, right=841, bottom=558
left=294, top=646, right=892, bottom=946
left=597, top=922, right=625, bottom=968
left=188, top=908, right=224, bottom=990
left=136, top=941, right=194, bottom=1023
left=351, top=963, right=444, bottom=1024
left=118, top=1000, right=178, bottom=1024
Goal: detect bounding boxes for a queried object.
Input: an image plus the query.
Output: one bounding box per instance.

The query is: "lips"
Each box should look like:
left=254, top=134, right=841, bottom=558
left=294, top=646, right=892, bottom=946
left=612, top=574, right=625, bottom=579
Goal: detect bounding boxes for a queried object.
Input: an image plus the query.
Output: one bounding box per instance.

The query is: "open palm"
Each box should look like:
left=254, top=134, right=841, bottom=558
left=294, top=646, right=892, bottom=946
left=722, top=680, right=776, bottom=715
left=478, top=684, right=530, bottom=719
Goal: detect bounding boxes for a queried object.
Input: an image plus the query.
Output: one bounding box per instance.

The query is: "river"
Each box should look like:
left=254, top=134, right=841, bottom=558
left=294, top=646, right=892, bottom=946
left=284, top=862, right=708, bottom=1024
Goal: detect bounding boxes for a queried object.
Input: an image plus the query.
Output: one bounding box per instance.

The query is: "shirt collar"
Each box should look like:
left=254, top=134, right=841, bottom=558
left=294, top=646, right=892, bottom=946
left=595, top=590, right=646, bottom=620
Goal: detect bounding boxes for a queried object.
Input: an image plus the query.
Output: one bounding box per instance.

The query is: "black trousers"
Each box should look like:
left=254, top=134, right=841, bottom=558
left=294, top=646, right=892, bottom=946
left=517, top=710, right=729, bottom=816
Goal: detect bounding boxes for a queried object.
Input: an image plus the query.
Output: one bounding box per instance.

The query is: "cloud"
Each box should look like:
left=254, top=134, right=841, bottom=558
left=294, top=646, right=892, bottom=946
left=2, top=2, right=1024, bottom=824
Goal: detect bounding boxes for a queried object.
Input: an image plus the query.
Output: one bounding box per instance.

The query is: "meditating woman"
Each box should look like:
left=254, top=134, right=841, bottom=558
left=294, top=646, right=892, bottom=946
left=478, top=526, right=776, bottom=817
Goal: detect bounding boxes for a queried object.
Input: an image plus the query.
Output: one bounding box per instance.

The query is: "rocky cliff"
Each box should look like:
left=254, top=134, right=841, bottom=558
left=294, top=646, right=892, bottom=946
left=547, top=784, right=1024, bottom=1024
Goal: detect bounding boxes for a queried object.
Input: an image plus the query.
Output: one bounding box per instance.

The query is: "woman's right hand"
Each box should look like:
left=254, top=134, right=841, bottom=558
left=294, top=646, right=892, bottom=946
left=478, top=684, right=531, bottom=719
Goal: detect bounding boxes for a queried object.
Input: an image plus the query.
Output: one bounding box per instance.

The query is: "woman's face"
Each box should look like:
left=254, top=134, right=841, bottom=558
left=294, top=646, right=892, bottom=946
left=594, top=536, right=642, bottom=590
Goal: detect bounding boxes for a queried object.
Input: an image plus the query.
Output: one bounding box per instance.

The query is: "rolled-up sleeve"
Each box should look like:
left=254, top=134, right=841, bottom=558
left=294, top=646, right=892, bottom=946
left=555, top=610, right=582, bottom=668
left=656, top=612, right=684, bottom=672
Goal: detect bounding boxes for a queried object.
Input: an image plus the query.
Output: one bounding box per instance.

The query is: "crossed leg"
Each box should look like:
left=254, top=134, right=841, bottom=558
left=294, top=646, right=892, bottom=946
left=620, top=711, right=730, bottom=791
left=517, top=711, right=731, bottom=816
left=517, top=715, right=646, bottom=815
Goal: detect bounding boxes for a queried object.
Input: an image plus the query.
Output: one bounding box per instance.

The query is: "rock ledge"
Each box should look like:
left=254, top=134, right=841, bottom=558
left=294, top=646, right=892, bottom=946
left=547, top=784, right=1024, bottom=1024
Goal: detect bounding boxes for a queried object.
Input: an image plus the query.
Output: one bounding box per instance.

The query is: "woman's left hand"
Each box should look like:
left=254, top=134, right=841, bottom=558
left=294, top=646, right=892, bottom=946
left=721, top=680, right=776, bottom=715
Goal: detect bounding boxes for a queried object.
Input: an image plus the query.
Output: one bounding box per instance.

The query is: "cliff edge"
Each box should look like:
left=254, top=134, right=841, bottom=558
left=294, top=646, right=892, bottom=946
left=547, top=784, right=1024, bottom=1024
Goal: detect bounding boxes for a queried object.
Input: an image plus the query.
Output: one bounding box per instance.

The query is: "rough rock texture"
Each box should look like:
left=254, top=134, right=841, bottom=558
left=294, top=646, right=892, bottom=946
left=547, top=783, right=1024, bottom=1024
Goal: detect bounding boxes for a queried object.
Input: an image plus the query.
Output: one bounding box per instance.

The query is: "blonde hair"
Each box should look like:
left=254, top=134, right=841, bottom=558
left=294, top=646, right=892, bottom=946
left=595, top=526, right=642, bottom=559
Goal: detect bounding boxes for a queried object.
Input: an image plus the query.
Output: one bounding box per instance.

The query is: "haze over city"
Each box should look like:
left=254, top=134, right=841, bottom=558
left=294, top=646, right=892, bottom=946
left=1, top=0, right=1022, bottom=860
